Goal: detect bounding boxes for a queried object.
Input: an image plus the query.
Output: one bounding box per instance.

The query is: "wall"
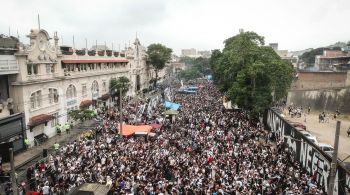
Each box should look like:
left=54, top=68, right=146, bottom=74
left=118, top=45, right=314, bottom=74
left=264, top=109, right=350, bottom=194
left=287, top=88, right=350, bottom=113
left=291, top=71, right=348, bottom=90
left=288, top=71, right=350, bottom=113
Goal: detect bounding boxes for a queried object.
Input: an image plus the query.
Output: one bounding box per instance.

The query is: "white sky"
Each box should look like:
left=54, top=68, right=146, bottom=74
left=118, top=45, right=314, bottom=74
left=1, top=0, right=350, bottom=55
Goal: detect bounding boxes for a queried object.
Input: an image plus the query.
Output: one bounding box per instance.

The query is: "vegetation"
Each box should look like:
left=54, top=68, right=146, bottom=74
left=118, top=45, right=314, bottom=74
left=178, top=67, right=202, bottom=81
left=210, top=31, right=294, bottom=118
left=109, top=76, right=130, bottom=102
left=69, top=109, right=96, bottom=121
left=178, top=57, right=211, bottom=80
left=146, top=44, right=172, bottom=87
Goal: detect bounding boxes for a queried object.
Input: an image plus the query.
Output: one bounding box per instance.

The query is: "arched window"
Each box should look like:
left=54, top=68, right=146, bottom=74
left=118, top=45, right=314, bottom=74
left=91, top=80, right=99, bottom=92
left=48, top=88, right=59, bottom=104
left=30, top=90, right=42, bottom=109
left=91, top=80, right=99, bottom=100
left=66, top=84, right=77, bottom=99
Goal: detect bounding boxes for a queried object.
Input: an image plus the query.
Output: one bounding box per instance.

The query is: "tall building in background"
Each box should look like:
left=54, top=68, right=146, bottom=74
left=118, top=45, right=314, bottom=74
left=181, top=49, right=211, bottom=58
left=269, top=43, right=278, bottom=51
left=181, top=48, right=197, bottom=57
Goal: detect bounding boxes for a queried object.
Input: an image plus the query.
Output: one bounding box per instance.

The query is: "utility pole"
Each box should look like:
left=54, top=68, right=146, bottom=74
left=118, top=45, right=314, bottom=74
left=9, top=148, right=18, bottom=195
left=119, top=88, right=123, bottom=136
left=328, top=121, right=341, bottom=195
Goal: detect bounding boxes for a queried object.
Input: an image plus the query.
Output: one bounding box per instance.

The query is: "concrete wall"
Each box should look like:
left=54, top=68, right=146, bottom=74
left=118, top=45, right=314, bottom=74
left=291, top=71, right=348, bottom=90
left=287, top=88, right=350, bottom=113
left=288, top=71, right=350, bottom=113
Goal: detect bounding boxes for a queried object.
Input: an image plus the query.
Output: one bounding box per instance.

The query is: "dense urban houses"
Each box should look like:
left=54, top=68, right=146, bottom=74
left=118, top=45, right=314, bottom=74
left=315, top=50, right=350, bottom=71
left=0, top=28, right=163, bottom=148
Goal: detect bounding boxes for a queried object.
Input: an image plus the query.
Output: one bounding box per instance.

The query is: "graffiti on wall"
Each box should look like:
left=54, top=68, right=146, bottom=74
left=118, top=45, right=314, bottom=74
left=266, top=109, right=349, bottom=194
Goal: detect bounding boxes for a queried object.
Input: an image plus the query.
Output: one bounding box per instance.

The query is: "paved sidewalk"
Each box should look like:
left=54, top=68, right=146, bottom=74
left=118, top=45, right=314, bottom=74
left=2, top=120, right=96, bottom=171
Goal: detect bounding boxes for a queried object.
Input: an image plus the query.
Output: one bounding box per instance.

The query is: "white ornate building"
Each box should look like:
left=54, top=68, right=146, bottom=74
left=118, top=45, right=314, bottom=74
left=6, top=29, right=151, bottom=145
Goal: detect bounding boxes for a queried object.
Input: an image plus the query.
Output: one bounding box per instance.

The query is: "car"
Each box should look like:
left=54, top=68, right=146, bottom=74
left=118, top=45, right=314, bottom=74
left=318, top=143, right=334, bottom=153
left=289, top=121, right=307, bottom=130
left=300, top=131, right=319, bottom=145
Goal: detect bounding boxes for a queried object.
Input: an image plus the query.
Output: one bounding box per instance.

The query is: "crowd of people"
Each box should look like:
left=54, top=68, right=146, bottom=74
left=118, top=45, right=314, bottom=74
left=21, top=80, right=324, bottom=194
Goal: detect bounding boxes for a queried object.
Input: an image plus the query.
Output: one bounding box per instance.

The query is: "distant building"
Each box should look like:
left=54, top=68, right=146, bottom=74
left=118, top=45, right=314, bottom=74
left=269, top=43, right=278, bottom=51
left=315, top=50, right=350, bottom=71
left=197, top=50, right=211, bottom=58
left=90, top=45, right=109, bottom=51
left=271, top=46, right=298, bottom=69
left=181, top=48, right=197, bottom=57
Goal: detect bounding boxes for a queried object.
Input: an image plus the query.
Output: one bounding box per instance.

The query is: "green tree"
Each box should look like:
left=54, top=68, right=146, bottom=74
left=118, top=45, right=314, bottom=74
left=209, top=49, right=223, bottom=87
left=69, top=109, right=96, bottom=121
left=179, top=67, right=201, bottom=80
left=211, top=31, right=293, bottom=118
left=147, top=43, right=172, bottom=87
left=110, top=76, right=130, bottom=102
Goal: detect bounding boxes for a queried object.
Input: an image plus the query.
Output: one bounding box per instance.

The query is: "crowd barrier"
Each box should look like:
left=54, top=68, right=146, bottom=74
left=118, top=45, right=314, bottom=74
left=264, top=108, right=350, bottom=194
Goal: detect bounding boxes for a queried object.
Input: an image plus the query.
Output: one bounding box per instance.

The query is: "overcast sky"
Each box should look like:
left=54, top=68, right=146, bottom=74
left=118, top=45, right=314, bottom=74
left=1, top=0, right=349, bottom=55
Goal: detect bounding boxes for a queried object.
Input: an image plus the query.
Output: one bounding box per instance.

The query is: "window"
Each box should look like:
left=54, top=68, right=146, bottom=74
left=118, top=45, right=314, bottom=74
left=27, top=64, right=39, bottom=75
left=30, top=90, right=42, bottom=109
left=51, top=112, right=59, bottom=127
left=82, top=84, right=87, bottom=97
left=46, top=64, right=55, bottom=73
left=49, top=88, right=59, bottom=104
left=102, top=81, right=107, bottom=92
left=66, top=84, right=77, bottom=99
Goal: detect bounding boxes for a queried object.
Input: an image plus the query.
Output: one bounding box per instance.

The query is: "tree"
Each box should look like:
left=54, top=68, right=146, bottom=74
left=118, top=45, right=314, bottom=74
left=110, top=76, right=130, bottom=103
left=179, top=67, right=201, bottom=81
left=147, top=43, right=172, bottom=87
left=69, top=109, right=96, bottom=121
left=210, top=31, right=293, bottom=118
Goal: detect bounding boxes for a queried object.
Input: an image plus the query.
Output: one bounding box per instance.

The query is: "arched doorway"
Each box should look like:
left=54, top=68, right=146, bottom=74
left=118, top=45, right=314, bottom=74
left=136, top=75, right=141, bottom=91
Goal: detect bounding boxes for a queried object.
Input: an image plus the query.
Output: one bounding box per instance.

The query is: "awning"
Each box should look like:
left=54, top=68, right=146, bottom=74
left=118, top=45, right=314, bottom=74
left=165, top=110, right=179, bottom=115
left=28, top=114, right=55, bottom=127
left=164, top=101, right=181, bottom=110
left=62, top=59, right=128, bottom=64
left=98, top=93, right=111, bottom=101
left=121, top=125, right=152, bottom=136
left=80, top=100, right=92, bottom=108
left=149, top=123, right=162, bottom=129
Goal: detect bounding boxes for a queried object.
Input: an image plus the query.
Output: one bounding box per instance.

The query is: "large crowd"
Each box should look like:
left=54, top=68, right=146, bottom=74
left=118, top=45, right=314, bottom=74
left=22, top=81, right=324, bottom=194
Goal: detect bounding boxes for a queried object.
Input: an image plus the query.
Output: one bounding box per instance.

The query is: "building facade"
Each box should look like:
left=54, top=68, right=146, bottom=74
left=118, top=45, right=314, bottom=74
left=0, top=35, right=26, bottom=153
left=5, top=29, right=151, bottom=145
left=315, top=50, right=350, bottom=71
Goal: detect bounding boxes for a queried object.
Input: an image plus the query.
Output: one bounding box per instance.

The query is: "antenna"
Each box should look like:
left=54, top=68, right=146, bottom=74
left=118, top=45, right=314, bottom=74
left=61, top=35, right=63, bottom=45
left=38, top=14, right=41, bottom=30
left=8, top=26, right=10, bottom=36
left=17, top=29, right=19, bottom=39
left=73, top=35, right=75, bottom=49
left=85, top=38, right=87, bottom=50
left=136, top=32, right=138, bottom=39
